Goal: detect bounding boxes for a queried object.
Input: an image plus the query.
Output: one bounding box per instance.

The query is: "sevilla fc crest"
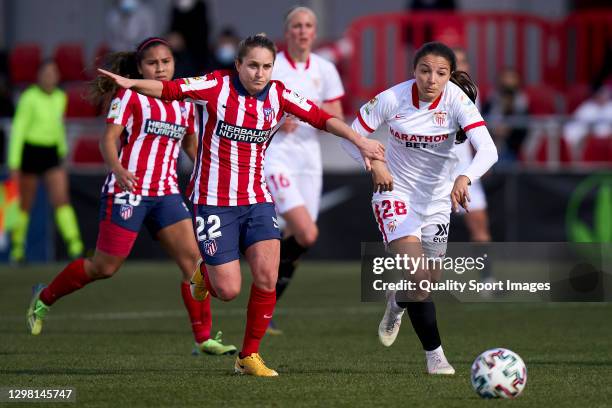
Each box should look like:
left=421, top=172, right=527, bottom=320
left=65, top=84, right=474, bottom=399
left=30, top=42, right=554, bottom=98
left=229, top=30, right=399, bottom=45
left=120, top=204, right=133, bottom=220
left=433, top=111, right=447, bottom=127
left=204, top=239, right=218, bottom=256
left=386, top=220, right=397, bottom=233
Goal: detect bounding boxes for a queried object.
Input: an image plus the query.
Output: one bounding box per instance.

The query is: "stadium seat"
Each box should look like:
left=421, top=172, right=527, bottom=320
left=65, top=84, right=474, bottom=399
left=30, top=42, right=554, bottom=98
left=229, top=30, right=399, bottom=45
left=565, top=83, right=591, bottom=114
left=65, top=84, right=98, bottom=118
left=525, top=85, right=559, bottom=115
left=581, top=135, right=612, bottom=163
left=54, top=43, right=87, bottom=81
left=9, top=43, right=41, bottom=84
left=534, top=135, right=572, bottom=164
left=72, top=136, right=104, bottom=165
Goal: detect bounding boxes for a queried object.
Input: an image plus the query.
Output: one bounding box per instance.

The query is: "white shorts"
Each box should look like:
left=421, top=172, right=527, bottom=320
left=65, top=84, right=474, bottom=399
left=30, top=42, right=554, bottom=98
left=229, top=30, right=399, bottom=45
left=371, top=191, right=450, bottom=258
left=265, top=167, right=322, bottom=221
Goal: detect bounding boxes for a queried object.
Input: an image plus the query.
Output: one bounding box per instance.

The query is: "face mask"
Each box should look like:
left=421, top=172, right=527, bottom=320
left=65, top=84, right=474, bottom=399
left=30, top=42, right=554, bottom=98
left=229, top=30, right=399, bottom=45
left=119, top=0, right=138, bottom=13
left=175, top=0, right=196, bottom=12
left=216, top=44, right=236, bottom=65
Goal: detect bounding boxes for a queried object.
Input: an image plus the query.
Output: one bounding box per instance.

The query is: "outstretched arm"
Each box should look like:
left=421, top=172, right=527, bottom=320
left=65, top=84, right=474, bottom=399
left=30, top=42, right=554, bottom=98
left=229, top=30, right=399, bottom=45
left=97, top=68, right=163, bottom=98
left=324, top=117, right=385, bottom=170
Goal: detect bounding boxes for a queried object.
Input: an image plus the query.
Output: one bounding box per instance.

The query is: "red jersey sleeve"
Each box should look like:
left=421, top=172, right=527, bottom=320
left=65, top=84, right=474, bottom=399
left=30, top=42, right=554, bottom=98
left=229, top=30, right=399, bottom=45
left=186, top=103, right=197, bottom=134
left=279, top=84, right=333, bottom=130
left=106, top=88, right=133, bottom=126
left=161, top=72, right=219, bottom=102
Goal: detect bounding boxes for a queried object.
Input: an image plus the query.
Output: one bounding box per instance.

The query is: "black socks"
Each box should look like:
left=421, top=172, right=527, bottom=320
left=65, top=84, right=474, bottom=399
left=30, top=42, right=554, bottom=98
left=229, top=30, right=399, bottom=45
left=275, top=236, right=308, bottom=300
left=397, top=297, right=442, bottom=351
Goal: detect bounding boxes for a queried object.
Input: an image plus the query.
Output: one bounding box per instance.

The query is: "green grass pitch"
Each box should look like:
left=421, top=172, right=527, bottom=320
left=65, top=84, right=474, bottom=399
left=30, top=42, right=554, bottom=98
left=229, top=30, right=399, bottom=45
left=1, top=261, right=611, bottom=407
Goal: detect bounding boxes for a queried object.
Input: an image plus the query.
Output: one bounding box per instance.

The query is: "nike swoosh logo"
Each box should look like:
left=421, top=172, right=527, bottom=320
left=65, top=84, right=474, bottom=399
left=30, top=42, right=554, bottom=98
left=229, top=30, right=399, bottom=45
left=263, top=314, right=273, bottom=319
left=394, top=114, right=404, bottom=119
left=319, top=186, right=353, bottom=213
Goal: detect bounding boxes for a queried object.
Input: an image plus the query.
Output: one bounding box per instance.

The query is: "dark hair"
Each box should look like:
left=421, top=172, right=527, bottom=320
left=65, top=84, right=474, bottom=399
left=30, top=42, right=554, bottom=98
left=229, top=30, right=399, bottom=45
left=90, top=37, right=172, bottom=107
left=236, top=33, right=277, bottom=63
left=38, top=58, right=58, bottom=73
left=413, top=42, right=478, bottom=144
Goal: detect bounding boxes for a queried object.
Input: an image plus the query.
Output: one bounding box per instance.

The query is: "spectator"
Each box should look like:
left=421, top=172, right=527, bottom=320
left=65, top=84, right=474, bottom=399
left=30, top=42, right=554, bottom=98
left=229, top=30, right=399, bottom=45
left=166, top=31, right=199, bottom=78
left=169, top=0, right=211, bottom=71
left=563, top=85, right=612, bottom=148
left=483, top=68, right=529, bottom=162
left=209, top=27, right=240, bottom=71
left=106, top=0, right=156, bottom=51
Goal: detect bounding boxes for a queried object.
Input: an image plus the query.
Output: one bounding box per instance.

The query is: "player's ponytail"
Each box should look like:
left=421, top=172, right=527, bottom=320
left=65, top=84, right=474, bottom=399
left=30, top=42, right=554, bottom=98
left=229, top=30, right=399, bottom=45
left=91, top=37, right=171, bottom=109
left=236, top=33, right=277, bottom=63
left=90, top=51, right=139, bottom=107
left=450, top=70, right=478, bottom=144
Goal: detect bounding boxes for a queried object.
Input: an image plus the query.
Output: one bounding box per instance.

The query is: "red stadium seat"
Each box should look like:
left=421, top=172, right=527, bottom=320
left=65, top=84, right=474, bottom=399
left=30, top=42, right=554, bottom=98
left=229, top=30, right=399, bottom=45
left=9, top=43, right=41, bottom=84
left=54, top=43, right=87, bottom=81
left=534, top=135, right=572, bottom=164
left=93, top=43, right=111, bottom=69
left=65, top=84, right=98, bottom=118
left=581, top=135, right=612, bottom=163
left=525, top=85, right=558, bottom=115
left=565, top=83, right=591, bottom=114
left=72, top=136, right=104, bottom=165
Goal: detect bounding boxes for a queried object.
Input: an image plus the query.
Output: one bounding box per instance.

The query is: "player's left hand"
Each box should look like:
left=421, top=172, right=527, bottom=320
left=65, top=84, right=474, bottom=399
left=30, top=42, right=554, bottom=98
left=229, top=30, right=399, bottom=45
left=451, top=175, right=471, bottom=213
left=358, top=138, right=385, bottom=170
left=371, top=160, right=393, bottom=193
left=97, top=68, right=136, bottom=89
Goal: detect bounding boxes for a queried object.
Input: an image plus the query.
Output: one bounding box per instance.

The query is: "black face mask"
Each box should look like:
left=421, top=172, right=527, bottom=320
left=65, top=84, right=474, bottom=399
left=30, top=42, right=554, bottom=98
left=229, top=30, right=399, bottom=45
left=500, top=85, right=517, bottom=97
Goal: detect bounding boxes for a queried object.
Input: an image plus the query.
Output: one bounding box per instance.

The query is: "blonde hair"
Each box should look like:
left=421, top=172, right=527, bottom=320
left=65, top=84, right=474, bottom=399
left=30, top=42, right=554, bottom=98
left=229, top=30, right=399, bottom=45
left=284, top=6, right=317, bottom=30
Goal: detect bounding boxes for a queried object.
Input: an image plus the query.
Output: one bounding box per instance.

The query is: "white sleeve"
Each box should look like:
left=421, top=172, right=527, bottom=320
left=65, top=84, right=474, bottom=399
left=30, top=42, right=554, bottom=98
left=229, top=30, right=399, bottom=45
left=460, top=126, right=498, bottom=183
left=321, top=60, right=344, bottom=102
left=340, top=89, right=396, bottom=169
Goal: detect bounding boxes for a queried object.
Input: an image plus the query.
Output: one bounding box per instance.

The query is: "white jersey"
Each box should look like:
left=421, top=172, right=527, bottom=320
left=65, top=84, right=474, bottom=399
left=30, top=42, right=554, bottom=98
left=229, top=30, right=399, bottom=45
left=266, top=51, right=344, bottom=175
left=353, top=80, right=487, bottom=208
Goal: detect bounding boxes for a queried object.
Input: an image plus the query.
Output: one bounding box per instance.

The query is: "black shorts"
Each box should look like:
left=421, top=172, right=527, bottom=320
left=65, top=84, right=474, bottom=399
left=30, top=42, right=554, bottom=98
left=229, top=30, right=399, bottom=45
left=20, top=143, right=61, bottom=174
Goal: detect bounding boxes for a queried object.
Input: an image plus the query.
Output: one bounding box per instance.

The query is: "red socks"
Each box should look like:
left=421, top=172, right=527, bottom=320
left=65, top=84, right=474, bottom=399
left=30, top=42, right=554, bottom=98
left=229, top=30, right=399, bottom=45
left=39, top=259, right=93, bottom=306
left=180, top=281, right=212, bottom=343
left=241, top=284, right=276, bottom=357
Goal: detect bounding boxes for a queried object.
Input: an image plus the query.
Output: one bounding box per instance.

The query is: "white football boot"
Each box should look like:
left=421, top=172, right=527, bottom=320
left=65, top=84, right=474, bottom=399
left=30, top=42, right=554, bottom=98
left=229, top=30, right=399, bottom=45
left=426, top=346, right=455, bottom=375
left=378, top=290, right=405, bottom=347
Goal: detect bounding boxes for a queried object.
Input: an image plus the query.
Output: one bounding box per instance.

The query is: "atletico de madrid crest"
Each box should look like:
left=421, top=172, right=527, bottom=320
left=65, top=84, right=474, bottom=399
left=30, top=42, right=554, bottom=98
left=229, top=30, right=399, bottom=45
left=119, top=204, right=133, bottom=220
left=263, top=107, right=274, bottom=122
left=433, top=111, right=447, bottom=127
left=203, top=239, right=218, bottom=256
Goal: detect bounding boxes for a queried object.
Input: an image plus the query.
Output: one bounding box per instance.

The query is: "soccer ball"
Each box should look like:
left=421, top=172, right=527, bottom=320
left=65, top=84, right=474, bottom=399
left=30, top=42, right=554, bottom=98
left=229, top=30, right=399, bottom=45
left=470, top=348, right=527, bottom=399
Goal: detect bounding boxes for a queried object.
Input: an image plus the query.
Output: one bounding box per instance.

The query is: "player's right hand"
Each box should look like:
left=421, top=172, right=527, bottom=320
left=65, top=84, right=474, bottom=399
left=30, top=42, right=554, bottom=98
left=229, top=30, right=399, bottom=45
left=97, top=68, right=136, bottom=89
left=112, top=165, right=139, bottom=192
left=358, top=138, right=385, bottom=169
left=371, top=160, right=393, bottom=193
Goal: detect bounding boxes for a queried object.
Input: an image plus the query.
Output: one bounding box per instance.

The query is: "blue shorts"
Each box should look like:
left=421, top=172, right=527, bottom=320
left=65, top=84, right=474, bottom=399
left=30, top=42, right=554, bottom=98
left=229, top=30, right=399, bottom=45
left=99, top=193, right=191, bottom=236
left=193, top=203, right=281, bottom=265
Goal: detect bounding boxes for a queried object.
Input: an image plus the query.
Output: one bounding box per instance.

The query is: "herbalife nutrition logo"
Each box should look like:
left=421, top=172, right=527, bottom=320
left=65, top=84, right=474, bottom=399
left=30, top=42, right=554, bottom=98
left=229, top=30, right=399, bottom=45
left=566, top=174, right=612, bottom=243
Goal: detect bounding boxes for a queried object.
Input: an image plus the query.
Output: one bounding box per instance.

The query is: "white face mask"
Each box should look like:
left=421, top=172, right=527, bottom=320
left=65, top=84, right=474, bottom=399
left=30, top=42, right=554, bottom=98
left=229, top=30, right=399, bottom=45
left=175, top=0, right=197, bottom=12
left=119, top=0, right=139, bottom=13
left=216, top=44, right=236, bottom=64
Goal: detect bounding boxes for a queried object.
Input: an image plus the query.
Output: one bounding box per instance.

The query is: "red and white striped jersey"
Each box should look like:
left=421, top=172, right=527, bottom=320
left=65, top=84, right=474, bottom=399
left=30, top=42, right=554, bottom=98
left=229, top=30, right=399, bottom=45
left=103, top=88, right=196, bottom=196
left=161, top=70, right=332, bottom=206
